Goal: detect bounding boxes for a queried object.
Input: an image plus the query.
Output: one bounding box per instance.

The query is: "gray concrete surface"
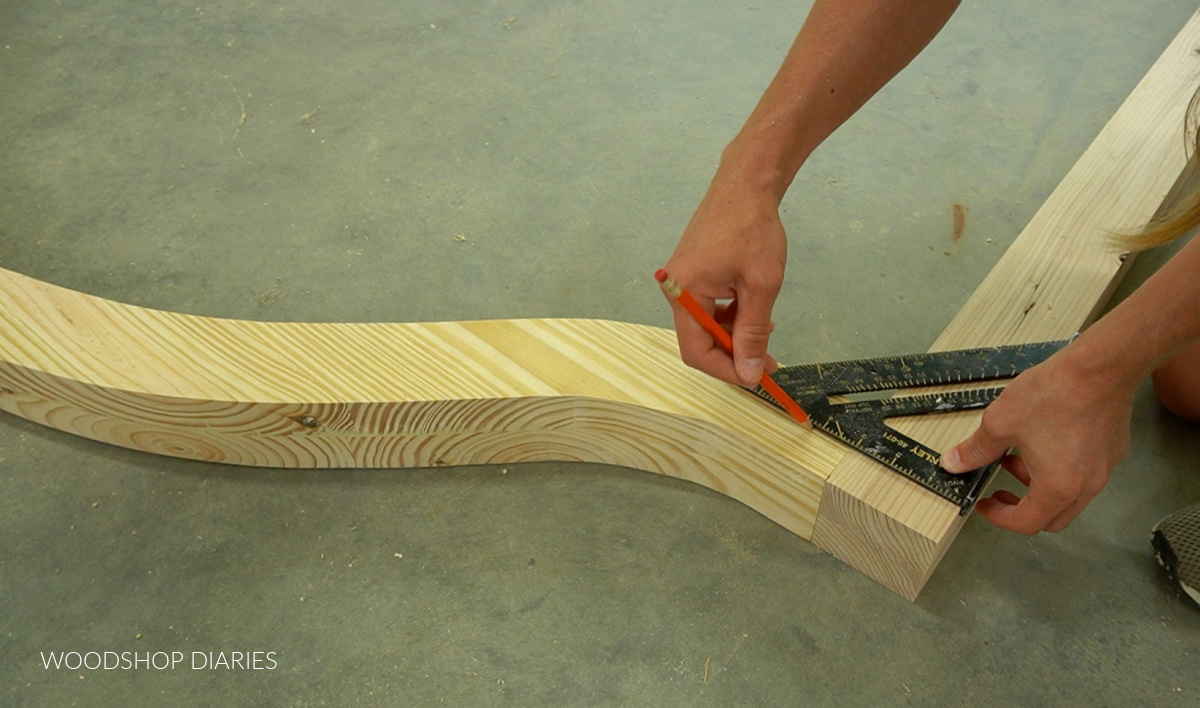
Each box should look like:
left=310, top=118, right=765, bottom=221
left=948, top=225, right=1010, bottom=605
left=2, top=1, right=1199, bottom=705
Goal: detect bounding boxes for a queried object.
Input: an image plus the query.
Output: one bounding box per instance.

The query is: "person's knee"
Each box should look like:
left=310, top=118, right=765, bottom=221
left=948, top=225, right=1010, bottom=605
left=1152, top=356, right=1200, bottom=422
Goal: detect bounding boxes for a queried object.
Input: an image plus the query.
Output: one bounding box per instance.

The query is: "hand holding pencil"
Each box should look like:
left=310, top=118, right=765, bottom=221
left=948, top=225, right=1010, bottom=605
left=655, top=269, right=810, bottom=427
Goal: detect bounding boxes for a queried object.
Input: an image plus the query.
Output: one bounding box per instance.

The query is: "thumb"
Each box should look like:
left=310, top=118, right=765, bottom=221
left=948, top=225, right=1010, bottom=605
left=941, top=424, right=1009, bottom=474
left=730, top=289, right=777, bottom=386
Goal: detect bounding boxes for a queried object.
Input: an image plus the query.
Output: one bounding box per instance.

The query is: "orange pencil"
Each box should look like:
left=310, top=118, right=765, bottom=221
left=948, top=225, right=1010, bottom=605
left=654, top=268, right=810, bottom=427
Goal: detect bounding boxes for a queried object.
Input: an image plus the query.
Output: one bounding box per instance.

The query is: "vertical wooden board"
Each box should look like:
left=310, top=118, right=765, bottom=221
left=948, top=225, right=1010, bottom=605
left=812, top=9, right=1200, bottom=600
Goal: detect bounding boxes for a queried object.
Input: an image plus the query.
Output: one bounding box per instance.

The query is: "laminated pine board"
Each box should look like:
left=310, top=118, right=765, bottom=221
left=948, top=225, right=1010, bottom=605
left=0, top=267, right=844, bottom=539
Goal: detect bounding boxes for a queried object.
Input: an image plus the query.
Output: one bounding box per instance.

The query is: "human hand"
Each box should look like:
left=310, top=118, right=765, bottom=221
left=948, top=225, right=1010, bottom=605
left=662, top=172, right=788, bottom=387
left=940, top=350, right=1137, bottom=534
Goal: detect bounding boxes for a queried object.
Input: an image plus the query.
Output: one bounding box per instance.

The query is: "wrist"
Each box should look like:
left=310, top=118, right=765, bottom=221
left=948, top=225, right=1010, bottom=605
left=714, top=133, right=804, bottom=207
left=1054, top=333, right=1147, bottom=400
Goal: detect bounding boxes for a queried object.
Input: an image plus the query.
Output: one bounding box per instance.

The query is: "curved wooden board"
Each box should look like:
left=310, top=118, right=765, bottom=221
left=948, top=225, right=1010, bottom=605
left=0, top=266, right=844, bottom=538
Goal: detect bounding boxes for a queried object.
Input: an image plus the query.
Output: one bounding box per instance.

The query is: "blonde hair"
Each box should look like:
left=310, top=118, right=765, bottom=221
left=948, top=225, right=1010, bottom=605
left=1124, top=86, right=1200, bottom=251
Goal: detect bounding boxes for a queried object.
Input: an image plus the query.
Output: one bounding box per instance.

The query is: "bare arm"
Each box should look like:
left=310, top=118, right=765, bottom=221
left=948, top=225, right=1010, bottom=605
left=663, top=0, right=962, bottom=385
left=666, top=0, right=1200, bottom=535
left=943, top=234, right=1200, bottom=533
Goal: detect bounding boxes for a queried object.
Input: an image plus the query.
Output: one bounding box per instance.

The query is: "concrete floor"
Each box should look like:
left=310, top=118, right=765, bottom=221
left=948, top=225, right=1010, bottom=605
left=2, top=1, right=1199, bottom=705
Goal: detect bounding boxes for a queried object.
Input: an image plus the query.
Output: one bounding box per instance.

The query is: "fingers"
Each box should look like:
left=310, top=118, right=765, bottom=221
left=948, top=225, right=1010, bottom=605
left=928, top=352, right=1129, bottom=536
left=988, top=489, right=1022, bottom=506
left=975, top=487, right=1067, bottom=535
left=976, top=453, right=1102, bottom=534
left=940, top=421, right=1009, bottom=474
left=999, top=453, right=1030, bottom=486
left=667, top=298, right=781, bottom=386
left=728, top=281, right=781, bottom=386
left=668, top=296, right=743, bottom=386
left=975, top=451, right=1064, bottom=534
left=715, top=301, right=779, bottom=374
left=946, top=421, right=1084, bottom=534
left=662, top=263, right=783, bottom=388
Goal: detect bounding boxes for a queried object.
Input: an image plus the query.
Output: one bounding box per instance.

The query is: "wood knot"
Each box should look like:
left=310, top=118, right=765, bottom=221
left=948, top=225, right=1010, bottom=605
left=291, top=415, right=321, bottom=428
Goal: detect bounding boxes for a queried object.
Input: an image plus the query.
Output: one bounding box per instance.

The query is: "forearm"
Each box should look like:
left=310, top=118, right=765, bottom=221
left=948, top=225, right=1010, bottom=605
left=943, top=236, right=1200, bottom=532
left=721, top=0, right=962, bottom=203
left=665, top=1, right=960, bottom=385
left=1065, top=236, right=1200, bottom=391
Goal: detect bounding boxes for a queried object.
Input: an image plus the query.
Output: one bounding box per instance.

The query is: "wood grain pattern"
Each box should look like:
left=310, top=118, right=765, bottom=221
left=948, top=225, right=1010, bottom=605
left=0, top=266, right=844, bottom=538
left=811, top=9, right=1200, bottom=600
